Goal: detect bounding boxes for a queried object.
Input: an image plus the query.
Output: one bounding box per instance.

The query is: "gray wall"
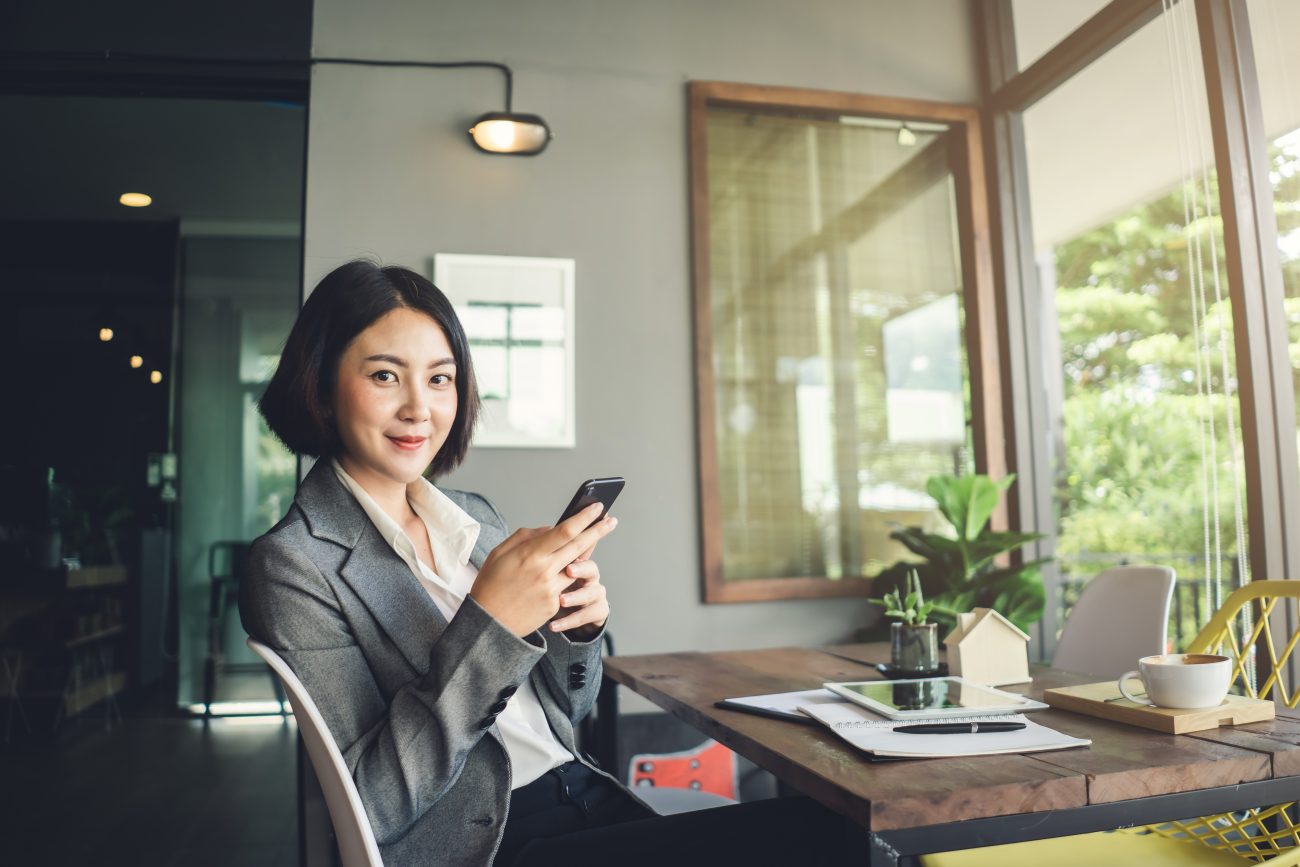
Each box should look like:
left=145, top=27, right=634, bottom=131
left=304, top=0, right=979, bottom=704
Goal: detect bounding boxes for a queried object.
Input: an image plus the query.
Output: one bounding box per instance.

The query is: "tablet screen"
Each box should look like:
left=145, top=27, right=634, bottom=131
left=826, top=677, right=1041, bottom=718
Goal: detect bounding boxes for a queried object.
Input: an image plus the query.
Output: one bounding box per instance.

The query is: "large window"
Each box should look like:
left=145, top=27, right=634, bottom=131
left=983, top=0, right=1300, bottom=660
left=689, top=83, right=1001, bottom=603
left=1023, top=11, right=1246, bottom=650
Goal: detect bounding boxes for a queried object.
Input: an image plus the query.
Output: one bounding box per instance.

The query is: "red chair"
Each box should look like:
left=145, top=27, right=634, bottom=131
left=629, top=739, right=739, bottom=804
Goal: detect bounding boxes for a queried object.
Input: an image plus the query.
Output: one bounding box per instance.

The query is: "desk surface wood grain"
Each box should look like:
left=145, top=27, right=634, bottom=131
left=603, top=643, right=1300, bottom=831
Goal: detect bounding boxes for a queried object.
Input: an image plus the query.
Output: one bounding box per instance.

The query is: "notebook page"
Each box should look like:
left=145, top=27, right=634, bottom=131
left=800, top=701, right=1090, bottom=758
left=720, top=688, right=848, bottom=720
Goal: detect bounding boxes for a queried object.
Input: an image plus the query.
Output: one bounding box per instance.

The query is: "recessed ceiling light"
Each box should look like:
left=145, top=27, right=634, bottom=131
left=130, top=355, right=143, bottom=369
left=119, top=192, right=152, bottom=208
left=150, top=370, right=163, bottom=384
left=99, top=327, right=114, bottom=342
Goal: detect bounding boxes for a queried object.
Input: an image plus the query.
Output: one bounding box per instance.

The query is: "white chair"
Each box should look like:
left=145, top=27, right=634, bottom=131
left=1051, top=565, right=1176, bottom=679
left=247, top=638, right=384, bottom=867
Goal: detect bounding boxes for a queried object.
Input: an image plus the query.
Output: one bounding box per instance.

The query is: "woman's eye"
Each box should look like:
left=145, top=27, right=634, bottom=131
left=371, top=370, right=397, bottom=383
left=431, top=374, right=453, bottom=386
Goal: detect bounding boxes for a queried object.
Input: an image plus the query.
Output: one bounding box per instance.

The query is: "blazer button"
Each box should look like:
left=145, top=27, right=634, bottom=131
left=569, top=663, right=587, bottom=675
left=499, top=685, right=518, bottom=700
left=490, top=699, right=509, bottom=715
left=570, top=678, right=587, bottom=689
left=478, top=717, right=495, bottom=730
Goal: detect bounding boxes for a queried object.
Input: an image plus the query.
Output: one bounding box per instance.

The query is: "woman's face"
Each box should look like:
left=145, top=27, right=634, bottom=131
left=333, top=306, right=459, bottom=490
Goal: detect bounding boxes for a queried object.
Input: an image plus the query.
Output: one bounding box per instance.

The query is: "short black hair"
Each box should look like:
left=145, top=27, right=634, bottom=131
left=259, top=259, right=480, bottom=478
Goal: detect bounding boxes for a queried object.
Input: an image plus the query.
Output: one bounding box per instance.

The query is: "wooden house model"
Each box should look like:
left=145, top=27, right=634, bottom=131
left=943, top=607, right=1031, bottom=686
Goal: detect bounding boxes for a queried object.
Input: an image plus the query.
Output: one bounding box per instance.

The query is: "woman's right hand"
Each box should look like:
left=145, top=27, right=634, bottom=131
left=469, top=503, right=618, bottom=637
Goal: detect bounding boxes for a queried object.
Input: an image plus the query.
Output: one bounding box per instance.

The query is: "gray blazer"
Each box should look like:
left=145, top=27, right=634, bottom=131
left=239, top=460, right=620, bottom=866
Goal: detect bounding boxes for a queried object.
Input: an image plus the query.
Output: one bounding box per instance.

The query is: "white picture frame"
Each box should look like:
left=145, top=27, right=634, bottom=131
left=433, top=253, right=576, bottom=448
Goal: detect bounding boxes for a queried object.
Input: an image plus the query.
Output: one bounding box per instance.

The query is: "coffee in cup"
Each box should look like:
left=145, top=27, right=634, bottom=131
left=1117, top=653, right=1231, bottom=709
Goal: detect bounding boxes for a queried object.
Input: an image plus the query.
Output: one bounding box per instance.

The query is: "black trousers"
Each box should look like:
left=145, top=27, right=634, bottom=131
left=494, top=761, right=860, bottom=867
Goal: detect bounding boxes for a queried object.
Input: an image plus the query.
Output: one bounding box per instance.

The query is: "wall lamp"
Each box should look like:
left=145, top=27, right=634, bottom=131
left=313, top=56, right=552, bottom=156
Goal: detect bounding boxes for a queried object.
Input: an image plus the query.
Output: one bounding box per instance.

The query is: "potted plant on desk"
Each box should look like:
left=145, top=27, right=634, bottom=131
left=870, top=570, right=939, bottom=675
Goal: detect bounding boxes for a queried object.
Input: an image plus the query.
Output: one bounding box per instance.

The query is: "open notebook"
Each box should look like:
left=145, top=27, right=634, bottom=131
left=799, top=701, right=1090, bottom=759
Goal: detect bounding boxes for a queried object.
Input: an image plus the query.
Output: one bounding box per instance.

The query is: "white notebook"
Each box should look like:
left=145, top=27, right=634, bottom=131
left=716, top=688, right=849, bottom=722
left=799, top=701, right=1091, bottom=759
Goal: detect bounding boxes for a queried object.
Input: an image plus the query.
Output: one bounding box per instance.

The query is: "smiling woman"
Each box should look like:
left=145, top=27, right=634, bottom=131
left=240, top=259, right=857, bottom=867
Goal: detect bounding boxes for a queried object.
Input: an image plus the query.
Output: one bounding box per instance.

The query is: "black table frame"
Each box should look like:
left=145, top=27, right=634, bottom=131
left=866, top=776, right=1300, bottom=866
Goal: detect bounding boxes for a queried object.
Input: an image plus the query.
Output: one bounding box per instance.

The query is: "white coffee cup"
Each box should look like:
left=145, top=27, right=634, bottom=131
left=1117, top=653, right=1232, bottom=709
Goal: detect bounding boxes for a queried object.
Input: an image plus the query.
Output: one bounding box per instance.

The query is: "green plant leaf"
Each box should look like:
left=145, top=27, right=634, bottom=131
left=889, top=527, right=959, bottom=561
left=926, top=475, right=969, bottom=538
left=991, top=577, right=1046, bottom=634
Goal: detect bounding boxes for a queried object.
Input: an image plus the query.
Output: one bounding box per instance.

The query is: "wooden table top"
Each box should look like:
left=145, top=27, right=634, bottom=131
left=603, top=643, right=1300, bottom=832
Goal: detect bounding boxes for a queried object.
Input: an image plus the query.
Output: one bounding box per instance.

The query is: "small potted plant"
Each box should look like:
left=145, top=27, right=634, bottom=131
left=869, top=569, right=939, bottom=675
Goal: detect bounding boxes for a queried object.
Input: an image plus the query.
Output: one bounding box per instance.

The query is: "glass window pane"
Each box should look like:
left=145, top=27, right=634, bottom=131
left=705, top=105, right=972, bottom=583
left=504, top=345, right=567, bottom=439
left=511, top=305, right=565, bottom=342
left=1024, top=10, right=1248, bottom=651
left=177, top=239, right=300, bottom=706
left=1248, top=0, right=1300, bottom=534
left=461, top=304, right=508, bottom=340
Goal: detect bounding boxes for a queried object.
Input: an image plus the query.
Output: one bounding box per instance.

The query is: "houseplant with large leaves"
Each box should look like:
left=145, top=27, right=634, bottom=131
left=873, top=474, right=1048, bottom=634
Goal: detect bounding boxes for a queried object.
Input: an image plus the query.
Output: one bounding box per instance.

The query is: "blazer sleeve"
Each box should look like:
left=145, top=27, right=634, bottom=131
left=239, top=529, right=546, bottom=846
left=470, top=492, right=607, bottom=726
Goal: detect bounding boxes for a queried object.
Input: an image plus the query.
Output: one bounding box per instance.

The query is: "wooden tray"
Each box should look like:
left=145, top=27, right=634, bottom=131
left=1043, top=681, right=1275, bottom=734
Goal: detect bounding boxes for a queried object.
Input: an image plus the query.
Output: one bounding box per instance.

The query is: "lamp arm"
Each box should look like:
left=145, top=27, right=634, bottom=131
left=312, top=58, right=513, bottom=111
left=0, top=49, right=517, bottom=113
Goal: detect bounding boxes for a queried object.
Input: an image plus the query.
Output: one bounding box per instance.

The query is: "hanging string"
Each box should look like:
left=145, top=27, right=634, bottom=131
left=1163, top=0, right=1254, bottom=684
left=1163, top=0, right=1223, bottom=620
left=1179, top=0, right=1250, bottom=605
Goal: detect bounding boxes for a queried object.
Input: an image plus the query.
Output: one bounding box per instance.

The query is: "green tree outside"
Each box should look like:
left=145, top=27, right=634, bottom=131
left=1050, top=133, right=1300, bottom=645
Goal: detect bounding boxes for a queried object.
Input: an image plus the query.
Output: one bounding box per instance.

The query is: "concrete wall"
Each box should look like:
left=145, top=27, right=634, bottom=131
left=303, top=0, right=979, bottom=699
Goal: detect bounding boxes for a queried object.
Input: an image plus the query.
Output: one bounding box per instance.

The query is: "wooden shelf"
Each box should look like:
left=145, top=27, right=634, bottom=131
left=64, top=671, right=125, bottom=716
left=65, top=565, right=128, bottom=590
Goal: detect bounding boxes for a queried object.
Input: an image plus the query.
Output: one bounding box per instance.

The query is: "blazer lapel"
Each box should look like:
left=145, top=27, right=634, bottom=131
left=295, top=460, right=447, bottom=675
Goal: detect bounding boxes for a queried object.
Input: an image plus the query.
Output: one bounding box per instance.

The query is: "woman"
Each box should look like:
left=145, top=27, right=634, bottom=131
left=240, top=260, right=853, bottom=867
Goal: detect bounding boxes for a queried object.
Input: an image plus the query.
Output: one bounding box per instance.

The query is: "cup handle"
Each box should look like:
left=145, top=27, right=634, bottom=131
left=1118, top=671, right=1153, bottom=705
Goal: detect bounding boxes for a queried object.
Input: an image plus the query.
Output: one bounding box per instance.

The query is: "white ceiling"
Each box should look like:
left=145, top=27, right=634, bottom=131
left=0, top=95, right=305, bottom=230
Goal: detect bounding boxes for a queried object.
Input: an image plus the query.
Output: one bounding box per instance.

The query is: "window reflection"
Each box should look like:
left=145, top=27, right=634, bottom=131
left=705, top=106, right=973, bottom=583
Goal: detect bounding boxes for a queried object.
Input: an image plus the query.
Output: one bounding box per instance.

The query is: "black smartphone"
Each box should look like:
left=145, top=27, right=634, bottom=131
left=551, top=477, right=624, bottom=625
left=556, top=477, right=625, bottom=529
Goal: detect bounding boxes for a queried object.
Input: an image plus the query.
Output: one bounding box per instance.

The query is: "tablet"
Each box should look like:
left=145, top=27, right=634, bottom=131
left=823, top=677, right=1048, bottom=720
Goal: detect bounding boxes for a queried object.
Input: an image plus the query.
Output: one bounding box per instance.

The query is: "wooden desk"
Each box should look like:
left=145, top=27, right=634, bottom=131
left=604, top=643, right=1300, bottom=866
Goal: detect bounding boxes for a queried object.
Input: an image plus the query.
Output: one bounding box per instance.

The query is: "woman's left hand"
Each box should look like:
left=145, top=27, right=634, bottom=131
left=549, top=556, right=609, bottom=640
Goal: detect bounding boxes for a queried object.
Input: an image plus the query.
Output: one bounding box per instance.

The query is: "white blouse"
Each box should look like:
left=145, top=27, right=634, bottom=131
left=330, top=459, right=574, bottom=789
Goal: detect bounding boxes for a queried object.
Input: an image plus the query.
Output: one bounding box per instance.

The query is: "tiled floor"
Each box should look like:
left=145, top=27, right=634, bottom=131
left=1, top=676, right=298, bottom=867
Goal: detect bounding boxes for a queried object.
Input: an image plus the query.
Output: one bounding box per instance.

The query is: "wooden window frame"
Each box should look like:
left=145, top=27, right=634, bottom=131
left=688, top=81, right=1005, bottom=604
left=976, top=0, right=1300, bottom=662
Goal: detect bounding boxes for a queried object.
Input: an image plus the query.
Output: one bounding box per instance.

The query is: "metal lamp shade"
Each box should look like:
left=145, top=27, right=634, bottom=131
left=468, top=112, right=551, bottom=155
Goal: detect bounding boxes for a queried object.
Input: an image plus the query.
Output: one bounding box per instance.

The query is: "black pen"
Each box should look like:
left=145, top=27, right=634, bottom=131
left=893, top=721, right=1026, bottom=734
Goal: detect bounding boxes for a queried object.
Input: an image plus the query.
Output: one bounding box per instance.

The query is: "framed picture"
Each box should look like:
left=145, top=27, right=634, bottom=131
left=433, top=253, right=576, bottom=448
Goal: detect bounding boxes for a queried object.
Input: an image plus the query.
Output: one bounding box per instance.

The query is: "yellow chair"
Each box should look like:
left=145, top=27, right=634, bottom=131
left=926, top=579, right=1300, bottom=867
